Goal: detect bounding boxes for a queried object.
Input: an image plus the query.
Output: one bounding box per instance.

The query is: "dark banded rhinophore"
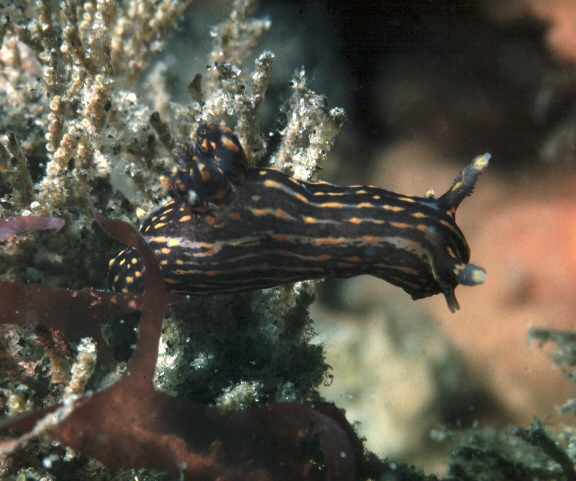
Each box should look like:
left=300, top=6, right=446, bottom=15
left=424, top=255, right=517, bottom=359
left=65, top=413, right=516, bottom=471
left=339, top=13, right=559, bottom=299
left=109, top=123, right=488, bottom=312
left=160, top=122, right=248, bottom=208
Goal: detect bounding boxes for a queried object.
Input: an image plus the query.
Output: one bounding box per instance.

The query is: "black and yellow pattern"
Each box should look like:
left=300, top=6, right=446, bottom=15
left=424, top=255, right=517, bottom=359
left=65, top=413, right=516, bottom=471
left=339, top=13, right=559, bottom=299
left=110, top=123, right=488, bottom=312
left=160, top=122, right=248, bottom=208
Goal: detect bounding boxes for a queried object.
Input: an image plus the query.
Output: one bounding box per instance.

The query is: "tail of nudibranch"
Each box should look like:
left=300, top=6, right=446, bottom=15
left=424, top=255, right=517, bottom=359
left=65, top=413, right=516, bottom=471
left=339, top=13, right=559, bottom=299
left=437, top=153, right=490, bottom=312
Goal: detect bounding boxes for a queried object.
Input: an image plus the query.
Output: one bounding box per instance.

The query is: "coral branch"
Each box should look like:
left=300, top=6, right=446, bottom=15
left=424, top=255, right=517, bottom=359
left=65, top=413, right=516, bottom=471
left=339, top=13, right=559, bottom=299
left=513, top=420, right=576, bottom=481
left=207, top=0, right=271, bottom=81
left=271, top=69, right=347, bottom=181
left=110, top=0, right=194, bottom=86
left=5, top=134, right=34, bottom=206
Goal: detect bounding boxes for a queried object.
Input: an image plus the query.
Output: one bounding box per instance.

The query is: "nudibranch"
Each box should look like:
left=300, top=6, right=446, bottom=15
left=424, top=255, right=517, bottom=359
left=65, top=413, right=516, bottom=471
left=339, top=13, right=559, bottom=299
left=109, top=122, right=488, bottom=311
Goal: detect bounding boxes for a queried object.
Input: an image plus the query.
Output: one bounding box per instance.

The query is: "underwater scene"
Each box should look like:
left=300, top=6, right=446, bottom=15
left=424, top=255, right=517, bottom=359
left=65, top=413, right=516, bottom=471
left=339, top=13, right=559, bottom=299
left=1, top=0, right=576, bottom=480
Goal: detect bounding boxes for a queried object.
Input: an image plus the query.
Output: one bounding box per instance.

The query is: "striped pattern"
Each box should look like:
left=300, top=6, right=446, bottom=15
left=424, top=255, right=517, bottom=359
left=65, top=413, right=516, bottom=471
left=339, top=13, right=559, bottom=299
left=109, top=146, right=488, bottom=312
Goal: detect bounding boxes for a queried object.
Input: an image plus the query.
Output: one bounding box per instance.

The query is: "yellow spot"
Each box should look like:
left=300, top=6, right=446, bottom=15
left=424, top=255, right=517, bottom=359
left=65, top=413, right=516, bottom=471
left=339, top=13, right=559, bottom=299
left=391, top=222, right=409, bottom=229
left=251, top=208, right=269, bottom=216
left=168, top=238, right=180, bottom=247
left=405, top=240, right=420, bottom=250
left=440, top=219, right=457, bottom=231
left=454, top=264, right=464, bottom=273
left=179, top=215, right=192, bottom=222
left=152, top=236, right=167, bottom=243
left=251, top=195, right=261, bottom=201
left=135, top=271, right=142, bottom=278
left=319, top=202, right=343, bottom=208
left=348, top=217, right=363, bottom=224
left=288, top=177, right=302, bottom=186
left=303, top=216, right=318, bottom=223
left=273, top=234, right=290, bottom=241
left=263, top=179, right=280, bottom=188
left=131, top=258, right=138, bottom=264
left=161, top=247, right=170, bottom=254
left=416, top=224, right=428, bottom=232
left=221, top=136, right=239, bottom=151
left=153, top=222, right=166, bottom=229
left=119, top=258, right=126, bottom=266
left=175, top=269, right=195, bottom=275
left=315, top=237, right=346, bottom=245
left=361, top=236, right=380, bottom=244
left=275, top=209, right=289, bottom=218
left=113, top=274, right=120, bottom=283
left=356, top=202, right=374, bottom=208
left=411, top=212, right=427, bottom=218
left=259, top=171, right=268, bottom=176
left=373, top=195, right=381, bottom=200
left=399, top=267, right=420, bottom=276
left=294, top=192, right=308, bottom=203
left=383, top=205, right=404, bottom=212
left=447, top=247, right=456, bottom=258
left=160, top=259, right=168, bottom=265
left=125, top=276, right=134, bottom=284
left=398, top=197, right=416, bottom=203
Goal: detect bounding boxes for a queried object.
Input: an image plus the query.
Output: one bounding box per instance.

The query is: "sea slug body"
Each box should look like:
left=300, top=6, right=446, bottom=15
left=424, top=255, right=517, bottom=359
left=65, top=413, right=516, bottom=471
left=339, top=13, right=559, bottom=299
left=109, top=122, right=488, bottom=312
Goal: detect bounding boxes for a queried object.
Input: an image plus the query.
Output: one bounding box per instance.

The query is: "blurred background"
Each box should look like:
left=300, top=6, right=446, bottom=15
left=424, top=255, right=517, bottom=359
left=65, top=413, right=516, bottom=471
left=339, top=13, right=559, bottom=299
left=161, top=0, right=576, bottom=473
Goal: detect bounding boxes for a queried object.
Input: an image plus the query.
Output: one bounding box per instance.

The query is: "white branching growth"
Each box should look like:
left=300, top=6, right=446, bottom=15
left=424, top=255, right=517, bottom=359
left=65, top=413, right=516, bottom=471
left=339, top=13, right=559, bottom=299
left=271, top=68, right=347, bottom=181
left=0, top=3, right=348, bottom=476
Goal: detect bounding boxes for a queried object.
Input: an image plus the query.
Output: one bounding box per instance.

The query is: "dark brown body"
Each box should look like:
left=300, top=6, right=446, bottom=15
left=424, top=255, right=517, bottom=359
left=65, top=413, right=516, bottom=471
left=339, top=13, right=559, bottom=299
left=110, top=163, right=486, bottom=311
